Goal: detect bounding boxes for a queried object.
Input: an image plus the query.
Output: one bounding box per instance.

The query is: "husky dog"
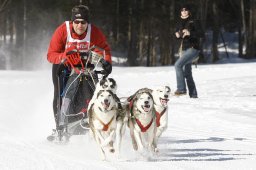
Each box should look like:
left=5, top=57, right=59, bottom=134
left=127, top=88, right=157, bottom=153
left=88, top=78, right=117, bottom=112
left=152, top=86, right=171, bottom=151
left=88, top=90, right=118, bottom=160
left=97, top=77, right=117, bottom=93
left=88, top=78, right=125, bottom=158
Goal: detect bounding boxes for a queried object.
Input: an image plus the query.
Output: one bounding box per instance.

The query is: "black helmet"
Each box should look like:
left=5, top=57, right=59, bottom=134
left=71, top=5, right=90, bottom=22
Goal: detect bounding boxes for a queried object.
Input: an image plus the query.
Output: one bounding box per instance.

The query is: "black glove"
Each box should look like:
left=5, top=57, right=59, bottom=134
left=56, top=62, right=68, bottom=76
left=100, top=59, right=112, bottom=77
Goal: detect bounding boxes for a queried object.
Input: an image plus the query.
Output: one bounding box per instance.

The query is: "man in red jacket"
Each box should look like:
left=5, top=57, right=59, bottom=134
left=47, top=5, right=112, bottom=139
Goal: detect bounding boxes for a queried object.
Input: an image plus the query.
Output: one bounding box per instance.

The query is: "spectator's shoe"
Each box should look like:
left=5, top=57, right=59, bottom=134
left=174, top=90, right=187, bottom=96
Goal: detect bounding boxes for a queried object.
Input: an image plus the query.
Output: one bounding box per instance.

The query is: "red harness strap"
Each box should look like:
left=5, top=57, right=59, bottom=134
left=95, top=114, right=115, bottom=131
left=155, top=108, right=167, bottom=127
left=135, top=118, right=154, bottom=132
left=129, top=99, right=154, bottom=132
left=129, top=100, right=133, bottom=114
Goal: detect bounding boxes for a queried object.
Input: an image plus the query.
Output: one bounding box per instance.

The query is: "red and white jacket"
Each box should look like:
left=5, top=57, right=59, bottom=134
left=47, top=21, right=111, bottom=64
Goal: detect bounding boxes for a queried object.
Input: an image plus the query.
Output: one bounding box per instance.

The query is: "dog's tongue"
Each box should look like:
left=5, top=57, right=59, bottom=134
left=143, top=105, right=150, bottom=112
left=102, top=102, right=110, bottom=109
left=160, top=98, right=168, bottom=105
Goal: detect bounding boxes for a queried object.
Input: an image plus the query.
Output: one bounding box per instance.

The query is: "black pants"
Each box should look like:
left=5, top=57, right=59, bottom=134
left=52, top=64, right=65, bottom=128
left=184, top=63, right=197, bottom=97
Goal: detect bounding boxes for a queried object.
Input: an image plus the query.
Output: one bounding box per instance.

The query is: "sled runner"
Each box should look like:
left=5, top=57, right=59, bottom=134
left=47, top=46, right=110, bottom=142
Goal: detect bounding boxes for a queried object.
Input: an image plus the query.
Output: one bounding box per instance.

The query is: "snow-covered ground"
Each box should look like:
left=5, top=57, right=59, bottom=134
left=0, top=62, right=256, bottom=170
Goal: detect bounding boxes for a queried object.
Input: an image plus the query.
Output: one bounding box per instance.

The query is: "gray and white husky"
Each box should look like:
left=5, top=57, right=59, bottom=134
left=126, top=88, right=157, bottom=154
left=88, top=90, right=119, bottom=160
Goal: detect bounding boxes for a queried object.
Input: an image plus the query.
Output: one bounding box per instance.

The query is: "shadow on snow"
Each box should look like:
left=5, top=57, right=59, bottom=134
left=151, top=137, right=253, bottom=162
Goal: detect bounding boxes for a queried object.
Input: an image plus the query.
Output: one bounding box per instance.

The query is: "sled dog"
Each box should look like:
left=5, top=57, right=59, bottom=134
left=88, top=90, right=118, bottom=160
left=127, top=88, right=157, bottom=153
left=97, top=77, right=117, bottom=93
left=88, top=78, right=117, bottom=111
left=152, top=86, right=171, bottom=151
left=88, top=78, right=125, bottom=157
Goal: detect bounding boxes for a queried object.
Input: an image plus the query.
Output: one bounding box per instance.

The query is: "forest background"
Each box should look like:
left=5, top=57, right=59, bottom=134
left=0, top=0, right=255, bottom=70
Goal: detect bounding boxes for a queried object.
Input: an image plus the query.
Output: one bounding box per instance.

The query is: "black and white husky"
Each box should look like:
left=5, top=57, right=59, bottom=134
left=88, top=78, right=125, bottom=159
left=91, top=78, right=125, bottom=157
left=88, top=78, right=117, bottom=111
left=88, top=90, right=119, bottom=160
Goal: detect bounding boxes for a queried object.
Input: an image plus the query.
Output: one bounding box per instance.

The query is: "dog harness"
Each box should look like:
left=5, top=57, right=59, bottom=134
left=155, top=108, right=166, bottom=127
left=129, top=100, right=154, bottom=132
left=94, top=112, right=115, bottom=131
left=135, top=118, right=154, bottom=132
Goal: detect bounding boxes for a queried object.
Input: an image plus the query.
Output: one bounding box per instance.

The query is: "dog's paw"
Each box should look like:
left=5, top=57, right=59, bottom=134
left=132, top=139, right=138, bottom=151
left=154, top=147, right=159, bottom=153
left=109, top=148, right=115, bottom=153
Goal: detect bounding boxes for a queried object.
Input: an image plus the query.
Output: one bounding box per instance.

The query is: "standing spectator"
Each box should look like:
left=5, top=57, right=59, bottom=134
left=174, top=5, right=201, bottom=98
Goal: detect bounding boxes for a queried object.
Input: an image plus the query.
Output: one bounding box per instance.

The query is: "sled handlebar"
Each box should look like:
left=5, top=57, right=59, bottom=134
left=58, top=45, right=108, bottom=77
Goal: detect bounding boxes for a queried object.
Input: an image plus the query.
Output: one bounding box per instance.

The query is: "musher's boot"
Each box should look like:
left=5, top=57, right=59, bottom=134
left=47, top=129, right=57, bottom=141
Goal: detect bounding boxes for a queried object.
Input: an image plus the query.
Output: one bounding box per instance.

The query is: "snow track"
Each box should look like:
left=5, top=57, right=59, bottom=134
left=0, top=63, right=256, bottom=169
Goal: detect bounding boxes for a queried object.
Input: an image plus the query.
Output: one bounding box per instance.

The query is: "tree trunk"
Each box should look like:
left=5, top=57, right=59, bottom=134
left=0, top=0, right=10, bottom=13
left=246, top=0, right=256, bottom=58
left=169, top=1, right=176, bottom=65
left=159, top=2, right=171, bottom=65
left=147, top=19, right=152, bottom=66
left=138, top=20, right=144, bottom=64
left=198, top=0, right=208, bottom=63
left=13, top=0, right=25, bottom=69
left=239, top=0, right=246, bottom=57
left=127, top=0, right=138, bottom=66
left=112, top=0, right=120, bottom=43
left=212, top=1, right=219, bottom=62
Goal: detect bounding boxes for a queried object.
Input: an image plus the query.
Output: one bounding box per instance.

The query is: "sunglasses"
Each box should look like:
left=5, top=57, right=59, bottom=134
left=73, top=20, right=86, bottom=25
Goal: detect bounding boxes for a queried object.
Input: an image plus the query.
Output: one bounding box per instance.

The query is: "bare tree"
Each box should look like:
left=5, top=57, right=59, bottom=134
left=127, top=0, right=139, bottom=66
left=198, top=0, right=208, bottom=62
left=211, top=0, right=220, bottom=62
left=246, top=0, right=256, bottom=58
left=0, top=0, right=11, bottom=13
left=159, top=1, right=172, bottom=65
left=237, top=0, right=246, bottom=57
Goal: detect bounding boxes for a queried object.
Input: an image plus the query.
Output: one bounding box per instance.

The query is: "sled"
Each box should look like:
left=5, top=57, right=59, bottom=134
left=47, top=46, right=108, bottom=142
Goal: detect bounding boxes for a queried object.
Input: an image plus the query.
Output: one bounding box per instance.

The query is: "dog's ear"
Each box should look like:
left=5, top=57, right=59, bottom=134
left=128, top=92, right=140, bottom=102
left=99, top=79, right=106, bottom=86
left=145, top=92, right=153, bottom=100
left=97, top=90, right=104, bottom=98
left=127, top=88, right=151, bottom=102
left=127, top=89, right=139, bottom=102
left=127, top=94, right=135, bottom=102
left=106, top=90, right=114, bottom=96
left=109, top=78, right=116, bottom=89
left=87, top=103, right=94, bottom=118
left=165, top=86, right=171, bottom=93
left=137, top=88, right=153, bottom=95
